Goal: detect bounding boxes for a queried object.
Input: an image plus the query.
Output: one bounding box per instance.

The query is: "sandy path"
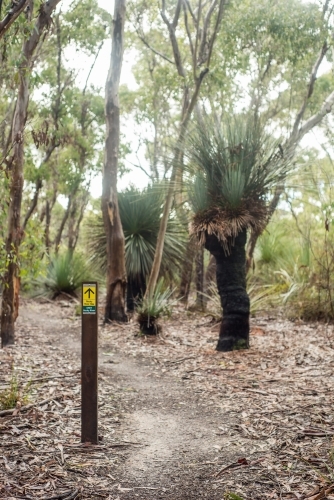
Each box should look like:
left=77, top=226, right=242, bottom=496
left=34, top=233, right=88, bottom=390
left=8, top=300, right=330, bottom=499
left=17, top=301, right=237, bottom=499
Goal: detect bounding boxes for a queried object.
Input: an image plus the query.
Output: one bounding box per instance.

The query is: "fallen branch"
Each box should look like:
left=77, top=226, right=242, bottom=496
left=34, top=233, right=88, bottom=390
left=1, top=374, right=79, bottom=386
left=39, top=490, right=79, bottom=500
left=214, top=458, right=265, bottom=477
left=303, top=484, right=334, bottom=500
left=301, top=427, right=334, bottom=437
left=166, top=356, right=196, bottom=365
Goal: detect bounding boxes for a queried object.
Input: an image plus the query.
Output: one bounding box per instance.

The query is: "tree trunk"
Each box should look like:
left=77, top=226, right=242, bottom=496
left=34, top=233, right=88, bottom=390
left=0, top=0, right=29, bottom=40
left=101, top=0, right=127, bottom=323
left=44, top=189, right=57, bottom=254
left=54, top=194, right=72, bottom=253
left=1, top=0, right=61, bottom=347
left=69, top=195, right=87, bottom=254
left=0, top=76, right=27, bottom=347
left=45, top=200, right=51, bottom=253
left=195, top=246, right=205, bottom=310
left=178, top=237, right=196, bottom=303
left=203, top=254, right=216, bottom=308
left=23, top=178, right=42, bottom=230
left=67, top=198, right=77, bottom=252
left=205, top=230, right=250, bottom=352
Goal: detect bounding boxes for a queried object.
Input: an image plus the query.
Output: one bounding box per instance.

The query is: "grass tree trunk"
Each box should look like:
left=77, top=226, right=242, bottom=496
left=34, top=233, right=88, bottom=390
left=205, top=230, right=250, bottom=352
left=1, top=0, right=61, bottom=347
left=101, top=0, right=127, bottom=323
left=126, top=274, right=145, bottom=312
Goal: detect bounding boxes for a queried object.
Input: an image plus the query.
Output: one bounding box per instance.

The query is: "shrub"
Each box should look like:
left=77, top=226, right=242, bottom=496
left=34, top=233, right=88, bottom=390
left=31, top=251, right=93, bottom=299
left=0, top=371, right=31, bottom=410
left=136, top=278, right=176, bottom=335
left=85, top=185, right=186, bottom=310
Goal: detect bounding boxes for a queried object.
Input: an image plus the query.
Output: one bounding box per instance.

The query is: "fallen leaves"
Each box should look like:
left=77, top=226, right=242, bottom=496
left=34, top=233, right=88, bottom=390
left=1, top=300, right=334, bottom=499
left=304, top=484, right=334, bottom=500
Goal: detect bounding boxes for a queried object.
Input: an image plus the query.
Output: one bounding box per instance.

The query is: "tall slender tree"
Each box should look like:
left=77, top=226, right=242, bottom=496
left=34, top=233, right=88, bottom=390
left=102, top=0, right=128, bottom=322
left=141, top=0, right=226, bottom=297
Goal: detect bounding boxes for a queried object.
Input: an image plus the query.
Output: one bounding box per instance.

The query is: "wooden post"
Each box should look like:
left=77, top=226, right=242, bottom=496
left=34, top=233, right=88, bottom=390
left=81, top=282, right=98, bottom=444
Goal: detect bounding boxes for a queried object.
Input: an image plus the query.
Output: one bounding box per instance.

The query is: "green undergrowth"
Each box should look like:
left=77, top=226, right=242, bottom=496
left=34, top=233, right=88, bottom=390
left=30, top=250, right=97, bottom=300
left=136, top=278, right=177, bottom=334
left=224, top=492, right=245, bottom=500
left=249, top=214, right=334, bottom=320
left=0, top=371, right=31, bottom=410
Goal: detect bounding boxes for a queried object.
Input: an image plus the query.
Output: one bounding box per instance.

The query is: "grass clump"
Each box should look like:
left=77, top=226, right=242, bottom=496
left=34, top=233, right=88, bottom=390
left=205, top=280, right=280, bottom=319
left=224, top=493, right=244, bottom=500
left=85, top=185, right=186, bottom=310
left=0, top=372, right=31, bottom=410
left=136, top=278, right=176, bottom=335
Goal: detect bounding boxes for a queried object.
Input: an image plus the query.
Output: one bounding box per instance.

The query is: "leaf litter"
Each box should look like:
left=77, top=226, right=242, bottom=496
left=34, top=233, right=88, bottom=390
left=0, top=298, right=334, bottom=499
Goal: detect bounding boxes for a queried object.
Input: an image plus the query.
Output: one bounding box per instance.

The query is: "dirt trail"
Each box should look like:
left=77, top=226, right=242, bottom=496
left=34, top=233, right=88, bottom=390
left=18, top=301, right=236, bottom=499
left=2, top=300, right=333, bottom=500
left=100, top=350, right=230, bottom=499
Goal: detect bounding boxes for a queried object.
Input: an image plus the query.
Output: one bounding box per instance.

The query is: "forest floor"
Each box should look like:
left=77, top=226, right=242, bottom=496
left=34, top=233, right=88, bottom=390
left=1, top=299, right=334, bottom=500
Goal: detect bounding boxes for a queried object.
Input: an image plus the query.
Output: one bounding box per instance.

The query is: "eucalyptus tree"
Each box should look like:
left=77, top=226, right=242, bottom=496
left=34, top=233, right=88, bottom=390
left=102, top=0, right=128, bottom=322
left=0, top=0, right=109, bottom=346
left=188, top=116, right=290, bottom=351
left=128, top=0, right=226, bottom=298
left=124, top=0, right=334, bottom=300
left=1, top=0, right=63, bottom=347
left=27, top=0, right=108, bottom=252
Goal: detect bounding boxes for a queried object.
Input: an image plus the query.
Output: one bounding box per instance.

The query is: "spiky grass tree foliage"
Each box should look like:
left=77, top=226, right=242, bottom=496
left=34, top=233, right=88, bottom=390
left=88, top=185, right=185, bottom=311
left=32, top=251, right=91, bottom=299
left=136, top=278, right=175, bottom=335
left=188, top=116, right=289, bottom=351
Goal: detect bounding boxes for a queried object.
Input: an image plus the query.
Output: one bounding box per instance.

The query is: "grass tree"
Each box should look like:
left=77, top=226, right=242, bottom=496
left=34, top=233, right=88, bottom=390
left=188, top=116, right=289, bottom=351
left=88, top=185, right=185, bottom=311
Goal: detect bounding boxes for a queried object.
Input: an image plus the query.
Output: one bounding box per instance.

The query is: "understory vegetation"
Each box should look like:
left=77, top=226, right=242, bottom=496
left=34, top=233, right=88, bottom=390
left=1, top=0, right=334, bottom=340
left=2, top=1, right=334, bottom=497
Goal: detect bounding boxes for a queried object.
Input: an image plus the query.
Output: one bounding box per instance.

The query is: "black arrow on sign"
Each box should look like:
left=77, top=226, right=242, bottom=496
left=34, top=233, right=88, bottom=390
left=84, top=288, right=95, bottom=299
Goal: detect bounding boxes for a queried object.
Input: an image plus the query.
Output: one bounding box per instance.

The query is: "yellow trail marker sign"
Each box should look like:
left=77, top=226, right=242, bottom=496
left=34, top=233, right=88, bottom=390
left=81, top=281, right=98, bottom=444
left=83, top=284, right=96, bottom=314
